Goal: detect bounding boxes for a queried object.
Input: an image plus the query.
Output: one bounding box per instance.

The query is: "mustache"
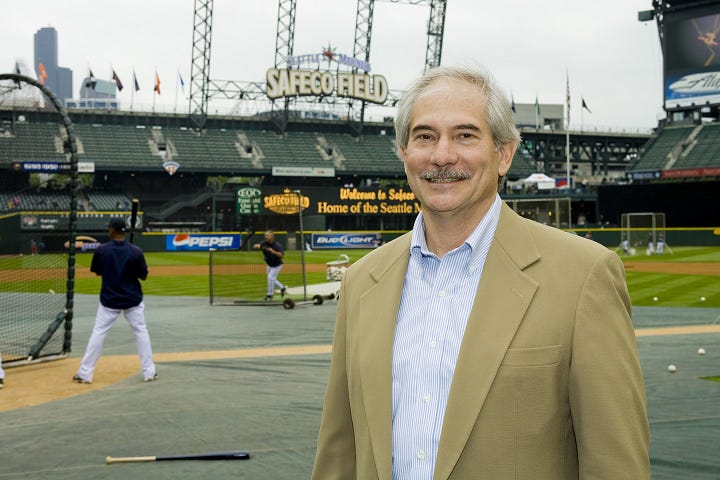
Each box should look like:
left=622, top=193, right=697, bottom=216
left=418, top=168, right=471, bottom=181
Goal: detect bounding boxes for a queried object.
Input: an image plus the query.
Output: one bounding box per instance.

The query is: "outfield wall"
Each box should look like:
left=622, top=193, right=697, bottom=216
left=130, top=228, right=720, bottom=253
left=1, top=211, right=718, bottom=254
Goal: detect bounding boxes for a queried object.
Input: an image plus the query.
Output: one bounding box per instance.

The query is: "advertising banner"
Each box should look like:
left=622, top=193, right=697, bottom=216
left=664, top=10, right=720, bottom=108
left=311, top=232, right=380, bottom=249
left=20, top=212, right=143, bottom=232
left=260, top=187, right=420, bottom=216
left=236, top=186, right=263, bottom=215
left=165, top=233, right=241, bottom=251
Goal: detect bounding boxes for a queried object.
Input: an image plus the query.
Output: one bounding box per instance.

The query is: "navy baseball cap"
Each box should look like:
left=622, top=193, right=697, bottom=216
left=108, top=218, right=127, bottom=232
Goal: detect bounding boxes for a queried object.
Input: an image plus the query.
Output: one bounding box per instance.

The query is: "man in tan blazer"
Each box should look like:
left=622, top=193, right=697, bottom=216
left=312, top=66, right=649, bottom=479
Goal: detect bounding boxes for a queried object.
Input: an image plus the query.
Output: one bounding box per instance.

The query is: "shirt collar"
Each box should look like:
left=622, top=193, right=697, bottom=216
left=410, top=193, right=502, bottom=262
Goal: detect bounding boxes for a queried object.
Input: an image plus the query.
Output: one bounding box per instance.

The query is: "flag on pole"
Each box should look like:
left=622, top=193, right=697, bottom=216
left=13, top=61, right=22, bottom=86
left=178, top=71, right=185, bottom=94
left=582, top=97, right=592, bottom=113
left=133, top=71, right=140, bottom=91
left=511, top=93, right=516, bottom=113
left=37, top=63, right=48, bottom=85
left=566, top=70, right=571, bottom=128
left=534, top=96, right=540, bottom=116
left=112, top=69, right=124, bottom=91
left=153, top=71, right=161, bottom=95
left=85, top=68, right=97, bottom=90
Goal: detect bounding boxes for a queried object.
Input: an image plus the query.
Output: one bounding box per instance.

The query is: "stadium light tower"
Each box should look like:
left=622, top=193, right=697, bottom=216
left=189, top=0, right=214, bottom=130
left=271, top=0, right=297, bottom=134
left=424, top=0, right=447, bottom=70
left=379, top=0, right=447, bottom=71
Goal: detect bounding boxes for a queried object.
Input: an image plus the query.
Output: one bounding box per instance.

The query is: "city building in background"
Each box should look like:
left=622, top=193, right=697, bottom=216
left=33, top=26, right=72, bottom=102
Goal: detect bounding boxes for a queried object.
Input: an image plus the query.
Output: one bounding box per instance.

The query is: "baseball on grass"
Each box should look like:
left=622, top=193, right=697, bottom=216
left=48, top=289, right=55, bottom=294
left=700, top=296, right=706, bottom=302
left=698, top=348, right=706, bottom=356
left=667, top=364, right=676, bottom=373
left=653, top=296, right=658, bottom=302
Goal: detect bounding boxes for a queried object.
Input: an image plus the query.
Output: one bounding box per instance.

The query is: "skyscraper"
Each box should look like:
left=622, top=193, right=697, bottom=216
left=33, top=26, right=72, bottom=102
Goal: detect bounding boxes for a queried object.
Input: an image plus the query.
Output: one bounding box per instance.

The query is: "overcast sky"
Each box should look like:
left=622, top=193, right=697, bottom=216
left=3, top=0, right=664, bottom=132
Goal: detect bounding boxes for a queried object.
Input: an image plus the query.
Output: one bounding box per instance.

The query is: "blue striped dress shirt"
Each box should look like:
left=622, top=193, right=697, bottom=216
left=391, top=194, right=502, bottom=480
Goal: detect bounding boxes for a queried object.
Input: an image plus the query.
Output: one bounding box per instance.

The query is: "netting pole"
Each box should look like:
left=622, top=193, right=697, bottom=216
left=1, top=73, right=79, bottom=359
left=209, top=248, right=215, bottom=305
left=293, top=190, right=307, bottom=301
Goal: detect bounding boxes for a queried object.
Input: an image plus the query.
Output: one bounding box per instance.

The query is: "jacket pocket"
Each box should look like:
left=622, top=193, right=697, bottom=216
left=501, top=345, right=562, bottom=366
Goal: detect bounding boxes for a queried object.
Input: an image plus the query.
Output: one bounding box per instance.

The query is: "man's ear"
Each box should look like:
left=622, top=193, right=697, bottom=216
left=497, top=141, right=518, bottom=177
left=399, top=146, right=409, bottom=176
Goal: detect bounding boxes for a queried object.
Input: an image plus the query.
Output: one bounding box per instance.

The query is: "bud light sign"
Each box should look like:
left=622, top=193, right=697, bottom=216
left=311, top=233, right=380, bottom=249
left=166, top=234, right=240, bottom=251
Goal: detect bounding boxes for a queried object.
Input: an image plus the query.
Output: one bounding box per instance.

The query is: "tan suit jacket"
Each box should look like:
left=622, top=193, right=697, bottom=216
left=312, top=203, right=649, bottom=479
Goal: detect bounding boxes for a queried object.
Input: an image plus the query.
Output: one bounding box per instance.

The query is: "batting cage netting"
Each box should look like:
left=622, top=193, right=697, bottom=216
left=208, top=249, right=270, bottom=305
left=0, top=254, right=69, bottom=362
left=0, top=72, right=79, bottom=365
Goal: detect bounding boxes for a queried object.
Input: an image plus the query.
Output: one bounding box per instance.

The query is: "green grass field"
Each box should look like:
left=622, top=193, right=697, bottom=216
left=2, top=247, right=719, bottom=307
left=618, top=246, right=720, bottom=307
left=72, top=249, right=371, bottom=301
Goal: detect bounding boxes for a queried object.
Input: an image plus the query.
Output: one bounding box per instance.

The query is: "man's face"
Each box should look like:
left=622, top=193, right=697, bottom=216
left=264, top=232, right=274, bottom=243
left=400, top=78, right=515, bottom=221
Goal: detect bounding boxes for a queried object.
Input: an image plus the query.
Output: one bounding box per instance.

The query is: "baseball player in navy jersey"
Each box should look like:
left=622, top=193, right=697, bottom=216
left=253, top=230, right=287, bottom=301
left=73, top=218, right=157, bottom=384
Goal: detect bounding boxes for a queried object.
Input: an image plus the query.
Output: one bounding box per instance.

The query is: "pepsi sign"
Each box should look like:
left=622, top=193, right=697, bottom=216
left=166, top=234, right=240, bottom=251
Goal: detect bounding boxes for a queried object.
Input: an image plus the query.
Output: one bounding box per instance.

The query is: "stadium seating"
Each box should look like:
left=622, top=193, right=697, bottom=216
left=0, top=119, right=582, bottom=180
left=0, top=191, right=69, bottom=211
left=0, top=121, right=65, bottom=165
left=507, top=151, right=536, bottom=178
left=74, top=124, right=158, bottom=169
left=321, top=132, right=402, bottom=173
left=86, top=192, right=133, bottom=211
left=629, top=126, right=693, bottom=171
left=671, top=123, right=720, bottom=169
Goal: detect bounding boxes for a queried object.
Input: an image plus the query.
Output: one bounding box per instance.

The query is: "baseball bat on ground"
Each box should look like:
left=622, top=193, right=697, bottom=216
left=129, top=198, right=139, bottom=243
left=106, top=450, right=250, bottom=464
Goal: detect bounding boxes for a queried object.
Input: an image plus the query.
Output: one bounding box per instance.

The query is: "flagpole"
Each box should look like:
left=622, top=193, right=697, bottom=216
left=566, top=124, right=571, bottom=190
left=566, top=70, right=571, bottom=192
left=153, top=69, right=156, bottom=113
left=581, top=94, right=584, bottom=132
left=174, top=69, right=179, bottom=113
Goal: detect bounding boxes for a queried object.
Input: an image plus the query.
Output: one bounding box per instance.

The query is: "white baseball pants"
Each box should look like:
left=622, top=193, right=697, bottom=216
left=77, top=302, right=156, bottom=381
left=266, top=264, right=284, bottom=296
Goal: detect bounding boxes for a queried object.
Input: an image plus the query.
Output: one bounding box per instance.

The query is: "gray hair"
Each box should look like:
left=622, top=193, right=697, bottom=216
left=394, top=65, right=521, bottom=152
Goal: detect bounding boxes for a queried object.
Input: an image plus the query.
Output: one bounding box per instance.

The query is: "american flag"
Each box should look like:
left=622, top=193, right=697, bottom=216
left=566, top=71, right=571, bottom=128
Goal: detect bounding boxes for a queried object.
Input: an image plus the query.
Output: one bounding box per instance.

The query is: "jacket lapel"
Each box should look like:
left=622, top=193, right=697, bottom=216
left=433, top=204, right=540, bottom=480
left=358, top=234, right=412, bottom=480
